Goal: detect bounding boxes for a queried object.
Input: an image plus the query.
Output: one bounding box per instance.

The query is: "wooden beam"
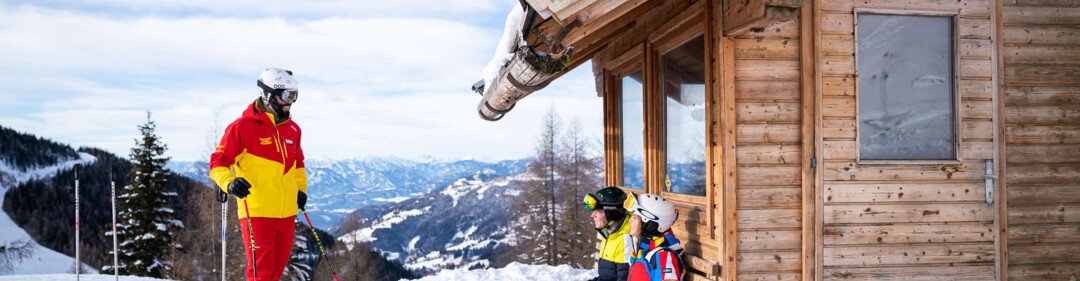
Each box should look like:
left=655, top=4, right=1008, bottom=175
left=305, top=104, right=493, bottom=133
left=799, top=0, right=817, bottom=280
left=723, top=0, right=804, bottom=37
left=527, top=0, right=658, bottom=55
left=720, top=36, right=739, bottom=281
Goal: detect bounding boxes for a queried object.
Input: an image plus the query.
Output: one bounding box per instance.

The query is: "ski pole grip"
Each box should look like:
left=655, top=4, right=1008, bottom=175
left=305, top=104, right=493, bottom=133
left=217, top=189, right=228, bottom=203
left=73, top=164, right=80, bottom=180
left=110, top=165, right=116, bottom=182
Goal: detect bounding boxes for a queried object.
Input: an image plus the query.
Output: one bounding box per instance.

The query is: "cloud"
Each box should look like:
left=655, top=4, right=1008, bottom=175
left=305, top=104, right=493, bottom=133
left=0, top=2, right=604, bottom=161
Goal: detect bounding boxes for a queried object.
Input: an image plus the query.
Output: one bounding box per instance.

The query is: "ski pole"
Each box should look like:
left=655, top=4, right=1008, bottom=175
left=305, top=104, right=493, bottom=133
left=300, top=208, right=340, bottom=281
left=110, top=165, right=119, bottom=280
left=73, top=164, right=80, bottom=279
left=217, top=190, right=228, bottom=281
left=242, top=198, right=257, bottom=279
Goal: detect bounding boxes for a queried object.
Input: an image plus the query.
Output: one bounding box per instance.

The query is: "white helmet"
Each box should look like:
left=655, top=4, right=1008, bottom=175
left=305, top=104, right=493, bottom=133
left=627, top=194, right=678, bottom=237
left=257, top=68, right=299, bottom=104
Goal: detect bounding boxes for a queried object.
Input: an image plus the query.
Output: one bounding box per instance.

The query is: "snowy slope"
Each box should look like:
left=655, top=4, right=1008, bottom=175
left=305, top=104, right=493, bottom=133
left=0, top=152, right=98, bottom=275
left=407, top=262, right=595, bottom=281
left=0, top=274, right=171, bottom=281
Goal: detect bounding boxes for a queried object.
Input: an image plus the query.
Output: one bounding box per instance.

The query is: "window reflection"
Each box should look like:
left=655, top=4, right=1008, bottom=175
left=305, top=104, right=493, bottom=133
left=661, top=36, right=707, bottom=196
left=621, top=70, right=645, bottom=189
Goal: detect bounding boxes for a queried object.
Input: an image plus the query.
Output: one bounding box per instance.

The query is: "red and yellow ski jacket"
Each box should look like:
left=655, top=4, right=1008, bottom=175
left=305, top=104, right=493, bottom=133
left=210, top=99, right=307, bottom=219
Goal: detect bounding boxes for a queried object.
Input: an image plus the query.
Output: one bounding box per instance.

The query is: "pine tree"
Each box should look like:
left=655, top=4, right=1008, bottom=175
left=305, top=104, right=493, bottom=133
left=283, top=221, right=314, bottom=281
left=106, top=111, right=182, bottom=278
left=556, top=118, right=601, bottom=268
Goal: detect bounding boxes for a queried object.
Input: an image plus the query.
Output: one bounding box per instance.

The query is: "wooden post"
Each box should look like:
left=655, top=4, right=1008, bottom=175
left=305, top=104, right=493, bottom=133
left=799, top=0, right=818, bottom=279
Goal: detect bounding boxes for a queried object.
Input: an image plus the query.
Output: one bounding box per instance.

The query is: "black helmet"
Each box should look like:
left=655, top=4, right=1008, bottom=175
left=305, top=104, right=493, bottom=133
left=585, top=186, right=628, bottom=223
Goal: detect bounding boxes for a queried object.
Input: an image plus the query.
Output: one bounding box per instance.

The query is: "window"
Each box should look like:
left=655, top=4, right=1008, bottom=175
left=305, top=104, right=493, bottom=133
left=661, top=35, right=707, bottom=196
left=621, top=71, right=645, bottom=189
left=857, top=13, right=956, bottom=160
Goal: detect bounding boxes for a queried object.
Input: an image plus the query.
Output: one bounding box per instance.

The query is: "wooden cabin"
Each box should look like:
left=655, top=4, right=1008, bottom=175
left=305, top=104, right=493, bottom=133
left=475, top=0, right=1079, bottom=279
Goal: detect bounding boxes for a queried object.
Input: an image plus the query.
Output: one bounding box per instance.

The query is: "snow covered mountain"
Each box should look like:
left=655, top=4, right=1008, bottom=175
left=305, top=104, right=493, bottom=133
left=167, top=157, right=529, bottom=228
left=334, top=171, right=533, bottom=274
left=0, top=148, right=97, bottom=274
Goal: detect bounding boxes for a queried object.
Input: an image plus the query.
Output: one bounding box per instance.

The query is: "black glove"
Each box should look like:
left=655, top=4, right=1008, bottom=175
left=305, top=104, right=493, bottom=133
left=228, top=177, right=252, bottom=199
left=297, top=191, right=307, bottom=210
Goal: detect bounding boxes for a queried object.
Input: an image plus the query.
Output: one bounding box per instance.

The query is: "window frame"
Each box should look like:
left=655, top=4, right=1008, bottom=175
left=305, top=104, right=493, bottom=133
left=649, top=4, right=711, bottom=203
left=608, top=44, right=646, bottom=189
left=853, top=8, right=964, bottom=165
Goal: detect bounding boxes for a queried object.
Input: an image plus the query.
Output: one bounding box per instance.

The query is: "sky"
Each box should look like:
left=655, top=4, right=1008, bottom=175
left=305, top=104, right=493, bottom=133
left=0, top=0, right=603, bottom=162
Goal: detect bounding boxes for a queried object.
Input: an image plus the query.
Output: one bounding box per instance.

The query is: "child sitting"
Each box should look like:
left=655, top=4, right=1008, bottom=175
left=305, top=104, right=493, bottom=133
left=625, top=194, right=684, bottom=281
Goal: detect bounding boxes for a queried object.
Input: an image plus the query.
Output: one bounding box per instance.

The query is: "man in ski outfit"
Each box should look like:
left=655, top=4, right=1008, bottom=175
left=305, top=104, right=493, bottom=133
left=583, top=186, right=635, bottom=281
left=210, top=68, right=307, bottom=281
left=625, top=194, right=684, bottom=281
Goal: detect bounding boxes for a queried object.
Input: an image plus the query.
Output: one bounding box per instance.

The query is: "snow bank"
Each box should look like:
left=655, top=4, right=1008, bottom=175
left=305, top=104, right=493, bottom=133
left=407, top=262, right=596, bottom=281
left=0, top=274, right=171, bottom=281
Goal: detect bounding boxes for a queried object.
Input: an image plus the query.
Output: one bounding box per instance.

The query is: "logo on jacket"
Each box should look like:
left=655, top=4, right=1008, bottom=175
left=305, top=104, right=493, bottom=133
left=285, top=139, right=294, bottom=145
left=259, top=137, right=272, bottom=145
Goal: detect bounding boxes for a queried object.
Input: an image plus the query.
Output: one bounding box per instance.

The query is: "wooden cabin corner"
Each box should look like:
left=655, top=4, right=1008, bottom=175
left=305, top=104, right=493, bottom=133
left=480, top=0, right=1080, bottom=279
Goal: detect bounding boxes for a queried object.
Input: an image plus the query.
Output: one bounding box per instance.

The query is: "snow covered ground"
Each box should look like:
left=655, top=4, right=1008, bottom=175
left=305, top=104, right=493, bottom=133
left=407, top=262, right=596, bottom=281
left=0, top=153, right=98, bottom=275
left=0, top=274, right=171, bottom=281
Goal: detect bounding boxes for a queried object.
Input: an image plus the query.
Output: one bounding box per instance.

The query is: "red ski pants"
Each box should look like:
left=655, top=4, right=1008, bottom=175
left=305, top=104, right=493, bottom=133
left=239, top=216, right=295, bottom=281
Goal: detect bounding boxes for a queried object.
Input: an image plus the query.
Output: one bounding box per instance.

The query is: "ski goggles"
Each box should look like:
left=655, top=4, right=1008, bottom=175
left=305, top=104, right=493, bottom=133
left=583, top=192, right=638, bottom=211
left=258, top=81, right=299, bottom=104
left=583, top=193, right=600, bottom=210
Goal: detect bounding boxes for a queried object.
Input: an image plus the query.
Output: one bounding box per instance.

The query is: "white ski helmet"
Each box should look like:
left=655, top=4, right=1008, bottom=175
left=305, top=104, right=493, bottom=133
left=627, top=194, right=678, bottom=237
left=257, top=68, right=299, bottom=104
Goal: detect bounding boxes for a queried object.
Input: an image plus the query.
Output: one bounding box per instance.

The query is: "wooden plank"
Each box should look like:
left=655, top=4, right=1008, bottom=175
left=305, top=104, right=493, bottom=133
left=823, top=140, right=856, bottom=160
left=960, top=58, right=994, bottom=79
left=736, top=101, right=801, bottom=122
left=1007, top=223, right=1080, bottom=244
left=739, top=272, right=801, bottom=280
left=823, top=222, right=995, bottom=245
left=1003, top=104, right=1080, bottom=124
left=1005, top=64, right=1080, bottom=84
left=721, top=37, right=739, bottom=281
left=1007, top=263, right=1080, bottom=281
left=960, top=79, right=994, bottom=100
left=823, top=265, right=995, bottom=281
left=738, top=229, right=803, bottom=250
left=960, top=38, right=994, bottom=58
left=823, top=243, right=995, bottom=266
left=1008, top=243, right=1080, bottom=264
left=737, top=123, right=802, bottom=143
left=821, top=55, right=855, bottom=76
left=960, top=140, right=995, bottom=160
left=823, top=161, right=986, bottom=181
left=734, top=38, right=800, bottom=59
left=737, top=250, right=803, bottom=272
left=735, top=59, right=801, bottom=81
left=822, top=118, right=856, bottom=140
left=1004, top=45, right=1080, bottom=65
left=825, top=203, right=995, bottom=224
left=1006, top=144, right=1080, bottom=164
left=735, top=80, right=801, bottom=100
left=1002, top=7, right=1080, bottom=25
left=1007, top=185, right=1080, bottom=204
left=1007, top=203, right=1080, bottom=223
left=1003, top=85, right=1080, bottom=106
left=1003, top=26, right=1080, bottom=45
left=738, top=187, right=802, bottom=208
left=737, top=144, right=802, bottom=165
left=743, top=19, right=802, bottom=38
left=821, top=34, right=853, bottom=56
left=1014, top=0, right=1080, bottom=5
left=821, top=13, right=853, bottom=35
left=961, top=120, right=995, bottom=140
left=738, top=165, right=802, bottom=186
left=738, top=208, right=802, bottom=228
left=820, top=0, right=990, bottom=17
left=684, top=253, right=722, bottom=279
left=959, top=17, right=993, bottom=39
left=821, top=77, right=855, bottom=97
left=822, top=96, right=854, bottom=118
left=962, top=98, right=995, bottom=120
left=825, top=182, right=987, bottom=203
left=1005, top=164, right=1080, bottom=185
left=1005, top=124, right=1080, bottom=144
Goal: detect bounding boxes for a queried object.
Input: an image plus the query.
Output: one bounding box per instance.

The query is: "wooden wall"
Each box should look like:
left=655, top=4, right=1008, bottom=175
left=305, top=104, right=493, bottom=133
left=1001, top=0, right=1080, bottom=279
left=729, top=19, right=808, bottom=281
left=816, top=0, right=1000, bottom=279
